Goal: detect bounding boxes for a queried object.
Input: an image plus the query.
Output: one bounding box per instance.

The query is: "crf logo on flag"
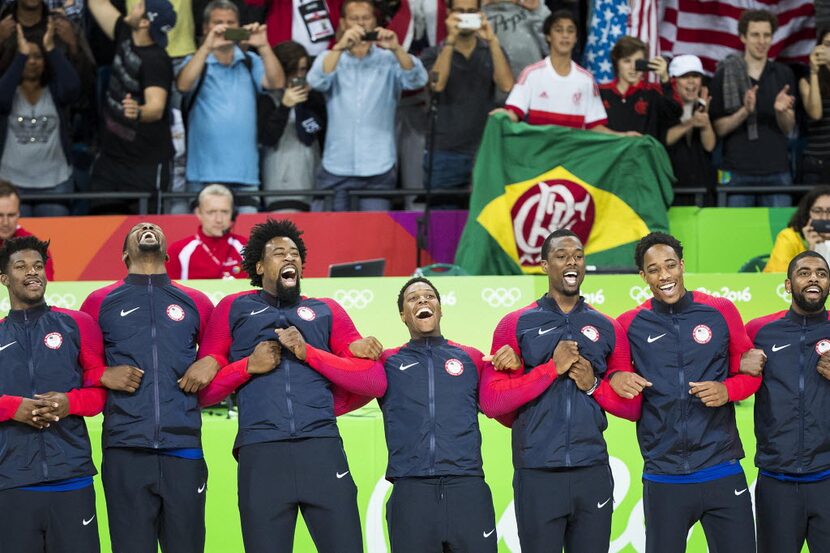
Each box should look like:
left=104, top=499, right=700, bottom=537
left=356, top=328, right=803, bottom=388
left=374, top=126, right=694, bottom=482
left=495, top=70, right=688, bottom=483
left=511, top=180, right=595, bottom=266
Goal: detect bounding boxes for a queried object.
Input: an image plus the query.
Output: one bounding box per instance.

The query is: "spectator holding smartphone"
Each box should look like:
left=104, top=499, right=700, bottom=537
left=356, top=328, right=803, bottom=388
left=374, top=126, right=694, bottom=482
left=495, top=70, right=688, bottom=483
left=307, top=0, right=427, bottom=212
left=599, top=36, right=681, bottom=141
left=664, top=54, right=716, bottom=206
left=765, top=186, right=830, bottom=272
left=0, top=23, right=78, bottom=216
left=259, top=40, right=325, bottom=212
left=177, top=0, right=284, bottom=213
left=420, top=0, right=513, bottom=208
left=801, top=29, right=830, bottom=184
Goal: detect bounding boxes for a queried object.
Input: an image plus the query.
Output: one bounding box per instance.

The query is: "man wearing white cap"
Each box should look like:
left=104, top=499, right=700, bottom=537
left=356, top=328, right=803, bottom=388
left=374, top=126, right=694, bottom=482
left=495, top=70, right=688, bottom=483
left=664, top=54, right=716, bottom=206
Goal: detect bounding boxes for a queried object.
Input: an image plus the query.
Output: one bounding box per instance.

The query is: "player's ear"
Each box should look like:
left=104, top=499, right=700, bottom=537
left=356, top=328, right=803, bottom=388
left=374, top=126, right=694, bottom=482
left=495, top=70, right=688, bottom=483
left=784, top=278, right=792, bottom=295
left=256, top=261, right=264, bottom=276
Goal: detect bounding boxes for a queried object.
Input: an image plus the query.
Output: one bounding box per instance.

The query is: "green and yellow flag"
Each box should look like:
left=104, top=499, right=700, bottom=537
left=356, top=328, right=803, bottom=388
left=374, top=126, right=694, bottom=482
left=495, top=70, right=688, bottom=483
left=455, top=114, right=675, bottom=274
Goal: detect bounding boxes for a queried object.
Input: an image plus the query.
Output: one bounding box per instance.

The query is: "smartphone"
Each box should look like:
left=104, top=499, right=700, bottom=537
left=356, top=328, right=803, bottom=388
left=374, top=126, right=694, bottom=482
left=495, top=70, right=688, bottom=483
left=634, top=59, right=650, bottom=72
left=695, top=98, right=707, bottom=112
left=813, top=220, right=830, bottom=233
left=224, top=28, right=251, bottom=42
left=457, top=13, right=482, bottom=30
left=289, top=76, right=307, bottom=88
left=363, top=31, right=379, bottom=42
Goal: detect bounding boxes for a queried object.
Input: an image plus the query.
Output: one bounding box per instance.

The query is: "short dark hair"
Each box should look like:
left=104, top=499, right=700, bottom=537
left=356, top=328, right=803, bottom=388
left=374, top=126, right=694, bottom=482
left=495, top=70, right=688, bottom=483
left=397, top=277, right=440, bottom=313
left=242, top=219, right=307, bottom=287
left=787, top=250, right=829, bottom=281
left=540, top=229, right=580, bottom=261
left=611, top=36, right=648, bottom=75
left=738, top=9, right=777, bottom=36
left=0, top=180, right=20, bottom=201
left=634, top=232, right=683, bottom=270
left=273, top=40, right=309, bottom=77
left=543, top=10, right=578, bottom=37
left=789, top=186, right=830, bottom=236
left=0, top=235, right=50, bottom=274
left=447, top=0, right=481, bottom=11
left=340, top=0, right=374, bottom=17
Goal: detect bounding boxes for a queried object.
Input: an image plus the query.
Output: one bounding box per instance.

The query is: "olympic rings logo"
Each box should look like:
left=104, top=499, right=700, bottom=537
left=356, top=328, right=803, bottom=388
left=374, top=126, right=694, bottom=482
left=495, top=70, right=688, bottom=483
left=481, top=288, right=522, bottom=308
left=776, top=283, right=791, bottom=304
left=629, top=286, right=653, bottom=304
left=334, top=289, right=375, bottom=310
left=45, top=293, right=77, bottom=309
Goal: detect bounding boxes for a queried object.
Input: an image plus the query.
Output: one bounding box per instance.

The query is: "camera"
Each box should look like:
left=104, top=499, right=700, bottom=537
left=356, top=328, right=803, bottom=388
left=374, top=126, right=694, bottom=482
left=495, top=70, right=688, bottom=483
left=223, top=28, right=251, bottom=41
left=457, top=13, right=482, bottom=30
left=634, top=59, right=650, bottom=72
left=362, top=31, right=379, bottom=41
left=812, top=220, right=830, bottom=234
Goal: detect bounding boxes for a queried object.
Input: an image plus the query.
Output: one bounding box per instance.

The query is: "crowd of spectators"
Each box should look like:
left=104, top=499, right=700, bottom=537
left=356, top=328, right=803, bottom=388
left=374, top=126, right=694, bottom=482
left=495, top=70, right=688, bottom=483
left=0, top=0, right=826, bottom=214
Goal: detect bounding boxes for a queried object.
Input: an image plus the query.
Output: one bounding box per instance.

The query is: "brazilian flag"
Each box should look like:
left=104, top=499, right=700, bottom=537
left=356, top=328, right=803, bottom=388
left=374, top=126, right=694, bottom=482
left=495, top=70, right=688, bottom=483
left=455, top=114, right=675, bottom=275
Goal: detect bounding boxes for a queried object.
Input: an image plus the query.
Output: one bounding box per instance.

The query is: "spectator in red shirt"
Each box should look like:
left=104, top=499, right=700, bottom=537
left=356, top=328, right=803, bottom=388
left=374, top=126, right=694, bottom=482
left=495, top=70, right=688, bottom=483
left=0, top=180, right=54, bottom=279
left=166, top=183, right=248, bottom=280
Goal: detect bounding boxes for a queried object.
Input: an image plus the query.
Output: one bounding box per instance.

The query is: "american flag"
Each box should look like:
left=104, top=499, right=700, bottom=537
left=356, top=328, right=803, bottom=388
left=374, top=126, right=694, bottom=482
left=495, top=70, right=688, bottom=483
left=660, top=0, right=816, bottom=75
left=582, top=0, right=630, bottom=84
left=629, top=0, right=659, bottom=64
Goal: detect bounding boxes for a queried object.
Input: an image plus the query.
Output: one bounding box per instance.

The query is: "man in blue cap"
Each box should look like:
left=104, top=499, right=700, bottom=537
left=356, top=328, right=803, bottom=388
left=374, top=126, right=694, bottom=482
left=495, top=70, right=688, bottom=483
left=87, top=0, right=177, bottom=215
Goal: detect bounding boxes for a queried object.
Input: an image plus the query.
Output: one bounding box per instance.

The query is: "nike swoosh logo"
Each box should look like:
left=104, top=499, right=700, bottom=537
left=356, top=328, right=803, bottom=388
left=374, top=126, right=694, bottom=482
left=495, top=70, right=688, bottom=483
left=120, top=307, right=140, bottom=317
left=336, top=471, right=350, bottom=479
left=647, top=333, right=667, bottom=343
left=483, top=529, right=496, bottom=538
left=597, top=497, right=611, bottom=509
left=734, top=488, right=747, bottom=496
left=197, top=483, right=206, bottom=494
left=82, top=515, right=95, bottom=526
left=250, top=307, right=269, bottom=316
left=771, top=344, right=791, bottom=352
left=0, top=341, right=16, bottom=351
left=538, top=326, right=557, bottom=336
left=399, top=362, right=419, bottom=371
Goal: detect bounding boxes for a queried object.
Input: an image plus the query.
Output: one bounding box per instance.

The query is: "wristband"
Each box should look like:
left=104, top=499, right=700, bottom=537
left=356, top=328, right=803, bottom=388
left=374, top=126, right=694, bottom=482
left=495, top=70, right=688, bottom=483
left=585, top=376, right=600, bottom=396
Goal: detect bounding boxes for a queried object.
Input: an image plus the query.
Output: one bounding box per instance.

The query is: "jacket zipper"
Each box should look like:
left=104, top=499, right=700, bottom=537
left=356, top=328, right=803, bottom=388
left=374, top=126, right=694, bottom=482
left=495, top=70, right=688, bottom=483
left=24, top=311, right=49, bottom=479
left=798, top=316, right=806, bottom=473
left=149, top=280, right=160, bottom=448
left=564, top=316, right=572, bottom=467
left=278, top=303, right=296, bottom=436
left=671, top=307, right=690, bottom=473
left=427, top=338, right=437, bottom=476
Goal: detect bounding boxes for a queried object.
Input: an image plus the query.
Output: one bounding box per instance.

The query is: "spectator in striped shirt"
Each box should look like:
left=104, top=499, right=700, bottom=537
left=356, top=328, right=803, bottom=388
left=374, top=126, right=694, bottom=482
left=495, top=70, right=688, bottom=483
left=490, top=10, right=636, bottom=136
left=166, top=183, right=248, bottom=280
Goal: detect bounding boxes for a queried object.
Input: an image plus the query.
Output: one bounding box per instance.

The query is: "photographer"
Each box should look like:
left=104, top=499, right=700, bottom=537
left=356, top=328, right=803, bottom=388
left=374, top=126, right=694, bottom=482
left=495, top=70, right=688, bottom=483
left=308, top=0, right=427, bottom=212
left=259, top=40, right=325, bottom=212
left=420, top=0, right=512, bottom=208
left=599, top=36, right=681, bottom=141
left=765, top=186, right=830, bottom=272
left=800, top=29, right=830, bottom=184
left=0, top=23, right=78, bottom=216
left=177, top=0, right=284, bottom=212
left=664, top=54, right=716, bottom=206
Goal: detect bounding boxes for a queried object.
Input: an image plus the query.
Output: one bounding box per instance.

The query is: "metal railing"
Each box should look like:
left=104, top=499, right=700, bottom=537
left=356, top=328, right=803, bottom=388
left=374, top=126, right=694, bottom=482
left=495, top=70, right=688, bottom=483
left=17, top=184, right=817, bottom=215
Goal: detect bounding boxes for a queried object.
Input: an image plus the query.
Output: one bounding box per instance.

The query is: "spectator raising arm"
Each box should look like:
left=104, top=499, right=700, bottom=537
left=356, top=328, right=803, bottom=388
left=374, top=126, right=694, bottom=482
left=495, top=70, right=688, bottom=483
left=86, top=0, right=122, bottom=39
left=243, top=22, right=284, bottom=89
left=801, top=44, right=825, bottom=121
left=177, top=24, right=227, bottom=92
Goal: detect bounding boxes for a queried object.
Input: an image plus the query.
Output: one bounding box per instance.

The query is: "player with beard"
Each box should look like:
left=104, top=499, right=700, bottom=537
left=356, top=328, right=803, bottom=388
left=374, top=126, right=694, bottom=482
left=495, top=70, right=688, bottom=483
left=80, top=223, right=215, bottom=553
left=618, top=232, right=764, bottom=553
left=0, top=236, right=107, bottom=552
left=478, top=229, right=644, bottom=553
left=745, top=250, right=830, bottom=552
left=196, top=218, right=385, bottom=553
left=291, top=277, right=501, bottom=551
